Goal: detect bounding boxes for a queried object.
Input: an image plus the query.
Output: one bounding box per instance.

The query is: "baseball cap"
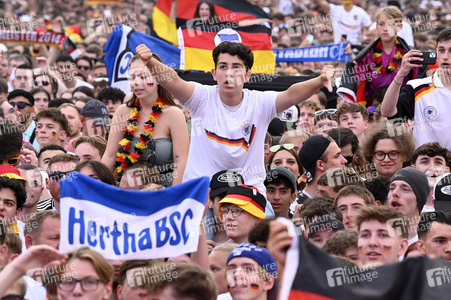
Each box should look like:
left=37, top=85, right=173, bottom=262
left=210, top=170, right=244, bottom=198
left=81, top=100, right=111, bottom=125
left=219, top=184, right=266, bottom=219
left=433, top=173, right=451, bottom=212
left=264, top=166, right=297, bottom=192
left=298, top=135, right=333, bottom=183
left=227, top=243, right=277, bottom=277
left=0, top=164, right=26, bottom=182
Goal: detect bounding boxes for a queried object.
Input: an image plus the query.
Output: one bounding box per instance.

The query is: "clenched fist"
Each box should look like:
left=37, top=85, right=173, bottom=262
left=136, top=44, right=153, bottom=65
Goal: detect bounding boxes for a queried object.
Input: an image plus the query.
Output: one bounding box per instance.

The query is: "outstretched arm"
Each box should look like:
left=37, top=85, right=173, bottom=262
left=0, top=245, right=67, bottom=297
left=381, top=50, right=423, bottom=117
left=313, top=0, right=331, bottom=14
left=136, top=44, right=195, bottom=104
left=275, top=65, right=334, bottom=113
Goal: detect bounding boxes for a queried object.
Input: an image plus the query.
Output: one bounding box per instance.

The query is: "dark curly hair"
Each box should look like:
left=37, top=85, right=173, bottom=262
left=0, top=176, right=26, bottom=211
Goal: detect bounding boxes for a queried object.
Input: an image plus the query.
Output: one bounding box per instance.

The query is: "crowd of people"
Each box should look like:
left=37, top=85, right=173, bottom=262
left=0, top=0, right=450, bottom=299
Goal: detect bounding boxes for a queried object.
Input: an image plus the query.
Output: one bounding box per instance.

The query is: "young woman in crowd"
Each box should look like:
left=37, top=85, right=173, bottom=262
left=102, top=54, right=189, bottom=186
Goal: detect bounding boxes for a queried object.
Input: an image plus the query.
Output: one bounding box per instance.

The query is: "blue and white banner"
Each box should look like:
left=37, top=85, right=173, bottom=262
left=274, top=43, right=351, bottom=63
left=60, top=173, right=208, bottom=260
left=103, top=24, right=181, bottom=94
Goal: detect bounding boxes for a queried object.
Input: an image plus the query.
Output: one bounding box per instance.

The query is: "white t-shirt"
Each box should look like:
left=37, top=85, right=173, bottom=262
left=183, top=83, right=279, bottom=196
left=330, top=4, right=372, bottom=45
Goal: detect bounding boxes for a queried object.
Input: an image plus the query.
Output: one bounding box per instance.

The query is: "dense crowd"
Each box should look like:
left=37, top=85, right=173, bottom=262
left=0, top=0, right=450, bottom=299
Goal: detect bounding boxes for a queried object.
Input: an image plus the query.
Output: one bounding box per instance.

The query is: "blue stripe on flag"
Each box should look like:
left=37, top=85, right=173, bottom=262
left=60, top=172, right=208, bottom=216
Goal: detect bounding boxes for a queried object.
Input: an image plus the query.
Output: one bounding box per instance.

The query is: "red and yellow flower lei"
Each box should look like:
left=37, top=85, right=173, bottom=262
left=115, top=97, right=165, bottom=179
left=373, top=38, right=406, bottom=74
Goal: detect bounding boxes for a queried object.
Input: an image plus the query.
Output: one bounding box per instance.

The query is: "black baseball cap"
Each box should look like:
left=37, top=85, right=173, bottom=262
left=434, top=173, right=451, bottom=212
left=298, top=135, right=333, bottom=183
left=210, top=170, right=244, bottom=198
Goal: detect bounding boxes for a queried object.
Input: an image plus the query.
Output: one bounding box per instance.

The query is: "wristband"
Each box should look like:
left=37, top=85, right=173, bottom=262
left=393, top=78, right=402, bottom=86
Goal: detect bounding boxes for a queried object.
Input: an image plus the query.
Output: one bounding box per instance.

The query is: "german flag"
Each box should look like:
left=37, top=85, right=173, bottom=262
left=281, top=227, right=451, bottom=300
left=178, top=23, right=275, bottom=74
left=153, top=0, right=179, bottom=46
left=176, top=0, right=270, bottom=27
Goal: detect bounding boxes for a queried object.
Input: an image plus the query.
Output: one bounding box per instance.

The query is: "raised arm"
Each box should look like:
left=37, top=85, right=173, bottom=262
left=136, top=44, right=195, bottom=104
left=313, top=0, right=331, bottom=14
left=275, top=65, right=334, bottom=113
left=0, top=245, right=67, bottom=297
left=381, top=50, right=423, bottom=117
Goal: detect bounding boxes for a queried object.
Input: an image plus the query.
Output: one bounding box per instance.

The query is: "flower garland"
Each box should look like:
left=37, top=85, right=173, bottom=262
left=115, top=97, right=165, bottom=179
left=373, top=38, right=406, bottom=74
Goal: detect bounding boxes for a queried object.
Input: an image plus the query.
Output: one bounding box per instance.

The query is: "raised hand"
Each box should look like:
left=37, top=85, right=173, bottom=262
left=136, top=44, right=153, bottom=66
left=320, top=65, right=335, bottom=92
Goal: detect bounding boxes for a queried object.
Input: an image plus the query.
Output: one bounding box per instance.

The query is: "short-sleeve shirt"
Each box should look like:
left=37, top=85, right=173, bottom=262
left=396, top=71, right=451, bottom=149
left=330, top=4, right=372, bottom=45
left=183, top=83, right=279, bottom=195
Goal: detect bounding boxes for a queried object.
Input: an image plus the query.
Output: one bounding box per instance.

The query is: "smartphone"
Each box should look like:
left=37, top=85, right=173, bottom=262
left=412, top=51, right=437, bottom=65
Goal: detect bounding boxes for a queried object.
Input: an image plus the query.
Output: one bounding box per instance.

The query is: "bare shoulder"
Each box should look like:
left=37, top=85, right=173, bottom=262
left=163, top=105, right=185, bottom=118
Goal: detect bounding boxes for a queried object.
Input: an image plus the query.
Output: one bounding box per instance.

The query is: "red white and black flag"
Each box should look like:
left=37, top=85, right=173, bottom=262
left=279, top=219, right=451, bottom=300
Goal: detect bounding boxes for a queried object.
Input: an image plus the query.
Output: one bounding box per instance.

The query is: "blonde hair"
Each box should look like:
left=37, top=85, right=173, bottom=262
left=375, top=6, right=403, bottom=23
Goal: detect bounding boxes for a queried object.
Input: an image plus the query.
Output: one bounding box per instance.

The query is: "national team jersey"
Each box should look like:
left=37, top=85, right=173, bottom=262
left=330, top=4, right=372, bottom=45
left=396, top=71, right=451, bottom=149
left=183, top=83, right=279, bottom=195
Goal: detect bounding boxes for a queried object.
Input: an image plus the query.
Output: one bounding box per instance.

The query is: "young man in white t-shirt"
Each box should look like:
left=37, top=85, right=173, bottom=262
left=136, top=42, right=334, bottom=195
left=313, top=0, right=372, bottom=45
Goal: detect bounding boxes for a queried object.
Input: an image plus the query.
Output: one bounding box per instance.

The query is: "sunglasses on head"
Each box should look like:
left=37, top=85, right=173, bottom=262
left=315, top=109, right=337, bottom=116
left=0, top=156, right=20, bottom=166
left=35, top=80, right=50, bottom=86
left=270, top=143, right=295, bottom=152
left=10, top=101, right=31, bottom=109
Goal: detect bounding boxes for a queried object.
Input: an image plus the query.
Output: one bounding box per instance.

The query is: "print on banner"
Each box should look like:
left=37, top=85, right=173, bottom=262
left=214, top=28, right=242, bottom=46
left=114, top=49, right=133, bottom=83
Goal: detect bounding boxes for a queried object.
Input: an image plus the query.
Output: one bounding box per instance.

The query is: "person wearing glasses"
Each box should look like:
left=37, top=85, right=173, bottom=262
left=314, top=108, right=338, bottom=135
left=267, top=143, right=303, bottom=184
left=8, top=89, right=39, bottom=150
left=0, top=99, right=21, bottom=125
left=46, top=153, right=79, bottom=211
left=362, top=122, right=415, bottom=180
left=33, top=72, right=59, bottom=100
left=218, top=185, right=267, bottom=244
left=57, top=247, right=113, bottom=299
left=75, top=56, right=93, bottom=82
left=55, top=54, right=93, bottom=90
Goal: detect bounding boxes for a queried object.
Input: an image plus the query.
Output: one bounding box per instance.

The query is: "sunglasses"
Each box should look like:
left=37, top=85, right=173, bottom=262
left=270, top=144, right=295, bottom=152
left=315, top=109, right=337, bottom=116
left=10, top=101, right=31, bottom=109
left=77, top=65, right=90, bottom=71
left=48, top=171, right=70, bottom=181
left=94, top=77, right=109, bottom=82
left=1, top=295, right=24, bottom=300
left=35, top=80, right=50, bottom=86
left=0, top=156, right=20, bottom=166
